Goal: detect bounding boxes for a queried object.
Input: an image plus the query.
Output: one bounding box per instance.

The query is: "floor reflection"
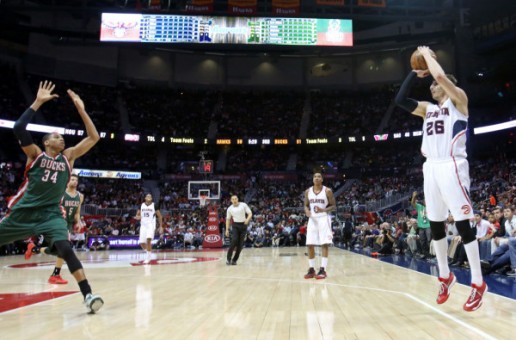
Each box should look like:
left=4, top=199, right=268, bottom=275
left=344, top=247, right=516, bottom=299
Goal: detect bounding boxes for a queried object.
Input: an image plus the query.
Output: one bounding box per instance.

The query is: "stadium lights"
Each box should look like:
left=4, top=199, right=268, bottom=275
left=473, top=120, right=516, bottom=135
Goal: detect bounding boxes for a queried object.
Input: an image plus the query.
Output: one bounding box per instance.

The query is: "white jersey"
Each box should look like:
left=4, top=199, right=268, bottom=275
left=421, top=98, right=468, bottom=160
left=226, top=203, right=251, bottom=223
left=140, top=202, right=157, bottom=226
left=308, top=186, right=328, bottom=217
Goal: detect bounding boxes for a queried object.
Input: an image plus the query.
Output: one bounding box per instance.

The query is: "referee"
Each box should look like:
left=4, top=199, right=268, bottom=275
left=225, top=195, right=252, bottom=265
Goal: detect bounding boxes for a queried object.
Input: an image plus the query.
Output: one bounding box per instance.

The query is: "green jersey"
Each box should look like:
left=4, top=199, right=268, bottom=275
left=416, top=203, right=430, bottom=229
left=62, top=190, right=81, bottom=227
left=8, top=152, right=71, bottom=210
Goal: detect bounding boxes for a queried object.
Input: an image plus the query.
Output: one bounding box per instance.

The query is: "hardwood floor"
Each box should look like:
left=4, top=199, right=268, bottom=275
left=0, top=247, right=513, bottom=339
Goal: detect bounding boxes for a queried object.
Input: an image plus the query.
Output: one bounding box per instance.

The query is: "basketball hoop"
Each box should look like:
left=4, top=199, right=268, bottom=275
left=200, top=195, right=208, bottom=207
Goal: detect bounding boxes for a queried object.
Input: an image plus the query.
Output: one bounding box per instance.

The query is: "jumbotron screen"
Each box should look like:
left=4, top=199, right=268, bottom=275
left=100, top=13, right=353, bottom=46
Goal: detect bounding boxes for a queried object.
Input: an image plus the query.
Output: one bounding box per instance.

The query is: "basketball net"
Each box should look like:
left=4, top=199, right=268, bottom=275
left=200, top=195, right=208, bottom=207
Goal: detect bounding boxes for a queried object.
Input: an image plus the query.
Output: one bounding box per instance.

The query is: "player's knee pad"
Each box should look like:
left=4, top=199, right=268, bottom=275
left=456, top=219, right=476, bottom=244
left=429, top=221, right=446, bottom=241
left=54, top=240, right=83, bottom=273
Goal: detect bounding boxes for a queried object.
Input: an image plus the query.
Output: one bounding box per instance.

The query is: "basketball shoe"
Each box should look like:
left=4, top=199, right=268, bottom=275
left=48, top=275, right=68, bottom=284
left=463, top=281, right=487, bottom=312
left=304, top=268, right=316, bottom=279
left=143, top=251, right=152, bottom=264
left=25, top=242, right=36, bottom=260
left=315, top=267, right=327, bottom=280
left=436, top=272, right=456, bottom=304
left=84, top=293, right=104, bottom=314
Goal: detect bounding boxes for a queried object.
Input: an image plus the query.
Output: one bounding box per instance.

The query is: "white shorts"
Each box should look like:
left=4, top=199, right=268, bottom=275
left=423, top=158, right=473, bottom=222
left=74, top=233, right=85, bottom=241
left=306, top=215, right=333, bottom=246
left=139, top=223, right=156, bottom=243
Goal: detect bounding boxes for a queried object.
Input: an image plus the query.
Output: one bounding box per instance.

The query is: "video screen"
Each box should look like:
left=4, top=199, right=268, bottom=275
left=100, top=13, right=353, bottom=46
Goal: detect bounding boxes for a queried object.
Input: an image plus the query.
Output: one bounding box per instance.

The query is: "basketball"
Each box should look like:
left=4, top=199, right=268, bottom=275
left=410, top=49, right=436, bottom=70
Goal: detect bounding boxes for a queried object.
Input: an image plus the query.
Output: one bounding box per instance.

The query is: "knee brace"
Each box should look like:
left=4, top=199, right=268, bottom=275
left=429, top=221, right=446, bottom=241
left=455, top=219, right=476, bottom=244
left=54, top=240, right=83, bottom=273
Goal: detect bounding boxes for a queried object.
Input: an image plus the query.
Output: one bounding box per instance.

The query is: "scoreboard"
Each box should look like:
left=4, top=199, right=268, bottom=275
left=100, top=13, right=353, bottom=46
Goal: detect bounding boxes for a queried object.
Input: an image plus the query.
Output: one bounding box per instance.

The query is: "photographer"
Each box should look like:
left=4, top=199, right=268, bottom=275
left=372, top=223, right=395, bottom=256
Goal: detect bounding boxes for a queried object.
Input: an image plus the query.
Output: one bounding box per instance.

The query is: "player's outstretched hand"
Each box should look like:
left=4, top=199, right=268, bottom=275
left=67, top=89, right=86, bottom=112
left=35, top=80, right=59, bottom=104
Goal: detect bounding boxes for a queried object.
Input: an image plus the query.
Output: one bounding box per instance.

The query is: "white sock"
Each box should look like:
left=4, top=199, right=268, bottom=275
left=309, top=258, right=315, bottom=268
left=321, top=257, right=328, bottom=269
left=464, top=241, right=483, bottom=286
left=433, top=238, right=450, bottom=279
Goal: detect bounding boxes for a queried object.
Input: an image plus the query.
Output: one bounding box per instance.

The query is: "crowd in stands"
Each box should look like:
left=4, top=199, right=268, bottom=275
left=121, top=86, right=218, bottom=137
left=0, top=63, right=26, bottom=121
left=76, top=141, right=160, bottom=178
left=215, top=90, right=303, bottom=139
left=309, top=88, right=394, bottom=137
left=225, top=147, right=292, bottom=172
left=1, top=70, right=515, bottom=281
left=2, top=70, right=514, bottom=147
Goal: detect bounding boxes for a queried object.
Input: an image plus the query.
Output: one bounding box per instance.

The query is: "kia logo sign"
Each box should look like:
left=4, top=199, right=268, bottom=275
left=207, top=225, right=218, bottom=231
left=208, top=217, right=217, bottom=222
left=205, top=234, right=221, bottom=243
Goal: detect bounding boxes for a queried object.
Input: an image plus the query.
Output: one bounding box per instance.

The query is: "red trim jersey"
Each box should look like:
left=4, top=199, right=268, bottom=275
left=421, top=98, right=468, bottom=160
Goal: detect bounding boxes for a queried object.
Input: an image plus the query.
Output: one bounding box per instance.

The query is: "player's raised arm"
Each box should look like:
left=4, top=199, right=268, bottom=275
left=63, top=89, right=100, bottom=164
left=13, top=81, right=59, bottom=162
left=394, top=70, right=431, bottom=119
left=418, top=46, right=469, bottom=115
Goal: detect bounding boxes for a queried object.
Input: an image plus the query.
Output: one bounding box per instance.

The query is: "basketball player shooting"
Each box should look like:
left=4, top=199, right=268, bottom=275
left=0, top=81, right=103, bottom=313
left=395, top=46, right=486, bottom=311
left=303, top=172, right=336, bottom=280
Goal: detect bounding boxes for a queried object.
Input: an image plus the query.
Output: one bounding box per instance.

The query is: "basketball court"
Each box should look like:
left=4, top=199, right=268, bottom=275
left=1, top=246, right=514, bottom=339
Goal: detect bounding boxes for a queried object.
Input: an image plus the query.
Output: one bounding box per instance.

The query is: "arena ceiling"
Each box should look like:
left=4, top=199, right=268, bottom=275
left=0, top=0, right=514, bottom=56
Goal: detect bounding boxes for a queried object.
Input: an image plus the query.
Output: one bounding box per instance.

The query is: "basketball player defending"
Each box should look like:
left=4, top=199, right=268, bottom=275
left=29, top=174, right=84, bottom=284
left=225, top=195, right=252, bottom=265
left=0, top=81, right=103, bottom=313
left=395, top=46, right=486, bottom=311
left=304, top=172, right=336, bottom=280
left=135, top=193, right=163, bottom=264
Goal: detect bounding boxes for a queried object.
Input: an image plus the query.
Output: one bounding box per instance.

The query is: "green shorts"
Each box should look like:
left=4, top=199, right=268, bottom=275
left=0, top=207, right=69, bottom=250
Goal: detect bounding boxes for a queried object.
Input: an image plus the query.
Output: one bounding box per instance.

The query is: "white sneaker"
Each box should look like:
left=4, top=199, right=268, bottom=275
left=144, top=251, right=151, bottom=264
left=84, top=293, right=104, bottom=313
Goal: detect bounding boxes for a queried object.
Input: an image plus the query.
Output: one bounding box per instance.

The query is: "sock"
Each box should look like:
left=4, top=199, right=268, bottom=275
left=464, top=241, right=483, bottom=286
left=78, top=279, right=92, bottom=299
left=52, top=267, right=61, bottom=276
left=308, top=258, right=315, bottom=268
left=432, top=238, right=450, bottom=279
left=321, top=257, right=328, bottom=269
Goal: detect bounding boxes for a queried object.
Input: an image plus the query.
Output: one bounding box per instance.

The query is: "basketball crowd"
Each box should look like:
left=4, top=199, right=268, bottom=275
left=0, top=65, right=515, bottom=279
